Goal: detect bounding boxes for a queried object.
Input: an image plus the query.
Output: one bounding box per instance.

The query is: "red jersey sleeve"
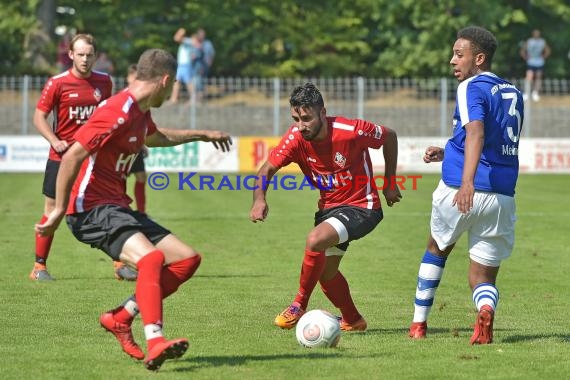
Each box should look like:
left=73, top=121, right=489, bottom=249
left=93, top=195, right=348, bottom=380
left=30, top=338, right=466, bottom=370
left=268, top=127, right=300, bottom=169
left=353, top=119, right=387, bottom=150
left=36, top=75, right=61, bottom=114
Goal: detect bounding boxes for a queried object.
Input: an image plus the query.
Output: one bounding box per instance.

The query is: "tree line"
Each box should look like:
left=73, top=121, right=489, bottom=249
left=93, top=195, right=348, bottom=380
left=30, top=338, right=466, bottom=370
left=2, top=0, right=570, bottom=79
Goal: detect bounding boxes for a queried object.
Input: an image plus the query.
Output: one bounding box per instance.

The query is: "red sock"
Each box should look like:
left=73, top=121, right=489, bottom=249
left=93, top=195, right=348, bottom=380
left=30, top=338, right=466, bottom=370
left=135, top=250, right=165, bottom=334
left=320, top=271, right=361, bottom=323
left=35, top=215, right=54, bottom=265
left=162, top=254, right=202, bottom=298
left=111, top=294, right=139, bottom=325
left=293, top=249, right=326, bottom=309
left=113, top=307, right=135, bottom=325
left=134, top=181, right=146, bottom=213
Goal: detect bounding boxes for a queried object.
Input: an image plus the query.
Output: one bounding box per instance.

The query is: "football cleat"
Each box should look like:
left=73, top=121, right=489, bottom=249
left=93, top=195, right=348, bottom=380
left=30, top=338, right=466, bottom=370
left=144, top=338, right=189, bottom=371
left=99, top=311, right=144, bottom=360
left=274, top=303, right=305, bottom=329
left=29, top=265, right=55, bottom=281
left=114, top=262, right=138, bottom=281
left=409, top=321, right=427, bottom=339
left=339, top=316, right=367, bottom=332
left=470, top=305, right=494, bottom=345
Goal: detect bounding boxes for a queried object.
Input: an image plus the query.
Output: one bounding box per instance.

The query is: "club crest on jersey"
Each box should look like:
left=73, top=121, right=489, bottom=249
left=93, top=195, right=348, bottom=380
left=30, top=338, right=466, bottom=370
left=93, top=88, right=102, bottom=102
left=374, top=125, right=383, bottom=139
left=334, top=152, right=346, bottom=168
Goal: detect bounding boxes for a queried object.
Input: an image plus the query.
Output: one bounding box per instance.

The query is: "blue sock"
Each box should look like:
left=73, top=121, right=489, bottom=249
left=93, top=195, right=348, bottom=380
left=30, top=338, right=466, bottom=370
left=412, top=251, right=447, bottom=323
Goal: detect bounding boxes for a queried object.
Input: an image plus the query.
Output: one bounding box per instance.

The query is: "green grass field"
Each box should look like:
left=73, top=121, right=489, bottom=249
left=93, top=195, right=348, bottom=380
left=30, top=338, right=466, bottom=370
left=1, top=173, right=568, bottom=379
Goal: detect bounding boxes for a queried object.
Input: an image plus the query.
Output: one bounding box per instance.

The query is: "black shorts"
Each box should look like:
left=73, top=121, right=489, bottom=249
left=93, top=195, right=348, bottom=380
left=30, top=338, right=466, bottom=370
left=315, top=206, right=383, bottom=251
left=66, top=204, right=170, bottom=260
left=129, top=153, right=145, bottom=174
left=526, top=64, right=544, bottom=72
left=42, top=159, right=60, bottom=198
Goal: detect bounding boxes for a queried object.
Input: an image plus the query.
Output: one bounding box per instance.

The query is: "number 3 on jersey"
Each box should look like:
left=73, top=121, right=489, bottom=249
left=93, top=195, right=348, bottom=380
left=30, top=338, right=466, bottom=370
left=502, top=92, right=522, bottom=143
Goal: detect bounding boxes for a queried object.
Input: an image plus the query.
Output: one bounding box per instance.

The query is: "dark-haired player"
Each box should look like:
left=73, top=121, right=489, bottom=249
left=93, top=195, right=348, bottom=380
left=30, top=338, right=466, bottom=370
left=250, top=82, right=401, bottom=332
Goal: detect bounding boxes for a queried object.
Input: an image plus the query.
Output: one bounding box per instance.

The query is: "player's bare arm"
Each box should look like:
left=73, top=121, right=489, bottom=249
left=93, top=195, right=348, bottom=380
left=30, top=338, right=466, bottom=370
left=33, top=109, right=69, bottom=153
left=380, top=127, right=402, bottom=207
left=35, top=142, right=89, bottom=236
left=145, top=128, right=233, bottom=152
left=424, top=146, right=444, bottom=163
left=250, top=161, right=278, bottom=222
left=453, top=120, right=484, bottom=214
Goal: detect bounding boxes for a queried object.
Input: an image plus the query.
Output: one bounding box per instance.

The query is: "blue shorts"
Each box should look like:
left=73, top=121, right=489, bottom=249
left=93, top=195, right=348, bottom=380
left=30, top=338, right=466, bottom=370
left=176, top=63, right=192, bottom=84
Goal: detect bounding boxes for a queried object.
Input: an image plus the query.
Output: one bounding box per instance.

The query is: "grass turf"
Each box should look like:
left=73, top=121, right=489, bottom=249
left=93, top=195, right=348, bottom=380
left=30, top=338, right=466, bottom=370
left=0, top=173, right=568, bottom=379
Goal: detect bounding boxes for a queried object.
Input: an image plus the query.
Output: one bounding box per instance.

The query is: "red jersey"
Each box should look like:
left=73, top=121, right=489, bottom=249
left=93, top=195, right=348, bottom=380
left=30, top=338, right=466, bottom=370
left=37, top=69, right=112, bottom=161
left=269, top=116, right=387, bottom=210
left=67, top=90, right=157, bottom=214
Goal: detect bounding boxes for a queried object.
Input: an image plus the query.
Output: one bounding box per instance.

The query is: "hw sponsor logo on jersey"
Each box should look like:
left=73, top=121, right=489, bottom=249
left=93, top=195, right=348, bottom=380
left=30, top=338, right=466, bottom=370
left=115, top=152, right=138, bottom=173
left=69, top=105, right=98, bottom=123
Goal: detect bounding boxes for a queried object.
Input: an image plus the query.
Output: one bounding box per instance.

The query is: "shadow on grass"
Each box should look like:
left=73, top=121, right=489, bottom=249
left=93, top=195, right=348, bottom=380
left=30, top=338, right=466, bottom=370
left=373, top=327, right=570, bottom=344
left=366, top=327, right=476, bottom=335
left=29, top=273, right=270, bottom=281
left=195, top=274, right=270, bottom=278
left=170, top=352, right=383, bottom=372
left=501, top=334, right=570, bottom=343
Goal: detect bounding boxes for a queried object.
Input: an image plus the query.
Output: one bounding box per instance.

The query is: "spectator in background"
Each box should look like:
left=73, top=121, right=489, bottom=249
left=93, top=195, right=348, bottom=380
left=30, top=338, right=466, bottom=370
left=169, top=28, right=203, bottom=104
left=196, top=28, right=215, bottom=99
left=197, top=28, right=215, bottom=75
left=520, top=29, right=550, bottom=102
left=94, top=51, right=115, bottom=75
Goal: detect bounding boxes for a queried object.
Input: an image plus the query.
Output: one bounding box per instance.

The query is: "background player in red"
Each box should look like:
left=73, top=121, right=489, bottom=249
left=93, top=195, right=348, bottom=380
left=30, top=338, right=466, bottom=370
left=35, top=48, right=232, bottom=371
left=249, top=83, right=402, bottom=331
left=31, top=33, right=113, bottom=281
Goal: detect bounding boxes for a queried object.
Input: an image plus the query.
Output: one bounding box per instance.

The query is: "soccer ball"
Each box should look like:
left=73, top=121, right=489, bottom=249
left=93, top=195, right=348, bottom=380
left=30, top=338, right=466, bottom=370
left=295, top=309, right=341, bottom=348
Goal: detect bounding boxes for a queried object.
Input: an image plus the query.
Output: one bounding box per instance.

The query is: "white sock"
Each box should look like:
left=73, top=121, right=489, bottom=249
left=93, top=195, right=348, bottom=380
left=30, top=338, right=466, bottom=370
left=413, top=251, right=447, bottom=323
